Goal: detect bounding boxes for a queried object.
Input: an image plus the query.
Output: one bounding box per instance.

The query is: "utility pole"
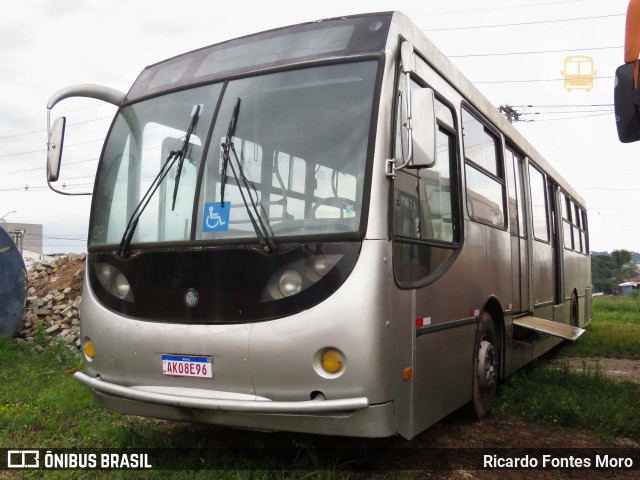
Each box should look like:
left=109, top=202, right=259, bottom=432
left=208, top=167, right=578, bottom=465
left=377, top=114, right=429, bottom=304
left=8, top=229, right=25, bottom=254
left=499, top=105, right=520, bottom=123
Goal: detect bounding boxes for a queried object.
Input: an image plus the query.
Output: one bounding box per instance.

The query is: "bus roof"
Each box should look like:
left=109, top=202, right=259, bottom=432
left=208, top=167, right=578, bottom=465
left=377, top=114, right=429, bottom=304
left=125, top=13, right=393, bottom=103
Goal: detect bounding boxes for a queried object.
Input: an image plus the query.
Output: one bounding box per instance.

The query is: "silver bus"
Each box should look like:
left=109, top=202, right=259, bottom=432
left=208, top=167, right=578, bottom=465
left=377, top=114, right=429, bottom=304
left=46, top=12, right=591, bottom=439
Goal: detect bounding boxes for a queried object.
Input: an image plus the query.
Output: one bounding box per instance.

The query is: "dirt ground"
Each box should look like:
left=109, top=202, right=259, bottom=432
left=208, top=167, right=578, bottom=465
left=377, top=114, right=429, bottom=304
left=546, top=357, right=640, bottom=385
left=353, top=356, right=640, bottom=479
left=552, top=357, right=640, bottom=384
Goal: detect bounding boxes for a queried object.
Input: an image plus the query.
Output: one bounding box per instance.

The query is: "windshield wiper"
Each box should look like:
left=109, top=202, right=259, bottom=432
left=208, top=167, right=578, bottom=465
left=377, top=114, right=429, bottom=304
left=172, top=104, right=201, bottom=211
left=220, top=98, right=277, bottom=254
left=117, top=106, right=201, bottom=258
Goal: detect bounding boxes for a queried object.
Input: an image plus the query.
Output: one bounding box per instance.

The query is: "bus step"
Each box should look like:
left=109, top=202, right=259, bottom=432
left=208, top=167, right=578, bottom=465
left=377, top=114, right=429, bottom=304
left=513, top=316, right=585, bottom=341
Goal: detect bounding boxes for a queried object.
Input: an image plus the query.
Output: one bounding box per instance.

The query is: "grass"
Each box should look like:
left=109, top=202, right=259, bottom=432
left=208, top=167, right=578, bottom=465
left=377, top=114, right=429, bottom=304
left=562, top=295, right=640, bottom=358
left=495, top=295, right=640, bottom=440
left=495, top=359, right=640, bottom=440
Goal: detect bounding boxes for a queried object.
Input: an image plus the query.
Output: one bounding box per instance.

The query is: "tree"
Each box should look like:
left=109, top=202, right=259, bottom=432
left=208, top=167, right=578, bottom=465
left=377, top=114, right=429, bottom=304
left=592, top=255, right=615, bottom=282
left=610, top=249, right=637, bottom=282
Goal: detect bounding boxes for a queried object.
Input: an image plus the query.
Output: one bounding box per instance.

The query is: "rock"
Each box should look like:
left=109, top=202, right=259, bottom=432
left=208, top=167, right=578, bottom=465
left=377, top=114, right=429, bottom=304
left=16, top=253, right=86, bottom=352
left=45, top=325, right=60, bottom=334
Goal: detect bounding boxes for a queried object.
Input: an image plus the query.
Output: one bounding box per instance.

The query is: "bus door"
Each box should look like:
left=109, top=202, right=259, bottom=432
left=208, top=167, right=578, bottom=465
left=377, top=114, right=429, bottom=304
left=505, top=147, right=529, bottom=313
left=527, top=163, right=555, bottom=313
left=549, top=181, right=563, bottom=310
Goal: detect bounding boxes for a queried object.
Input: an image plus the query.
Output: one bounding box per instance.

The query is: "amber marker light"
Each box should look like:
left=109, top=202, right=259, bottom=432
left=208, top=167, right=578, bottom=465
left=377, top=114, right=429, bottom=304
left=83, top=338, right=95, bottom=360
left=321, top=349, right=343, bottom=374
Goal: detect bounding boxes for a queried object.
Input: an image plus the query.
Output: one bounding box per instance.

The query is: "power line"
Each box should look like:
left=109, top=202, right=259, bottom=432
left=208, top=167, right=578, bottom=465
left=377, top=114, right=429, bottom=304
left=0, top=157, right=98, bottom=176
left=528, top=109, right=613, bottom=114
left=0, top=115, right=113, bottom=142
left=475, top=75, right=613, bottom=84
left=500, top=103, right=614, bottom=122
left=510, top=104, right=613, bottom=108
left=0, top=103, right=116, bottom=127
left=449, top=45, right=622, bottom=58
left=0, top=182, right=94, bottom=193
left=427, top=13, right=625, bottom=32
left=427, top=0, right=587, bottom=16
left=522, top=112, right=613, bottom=122
left=26, top=233, right=87, bottom=241
left=0, top=138, right=103, bottom=158
left=576, top=187, right=640, bottom=191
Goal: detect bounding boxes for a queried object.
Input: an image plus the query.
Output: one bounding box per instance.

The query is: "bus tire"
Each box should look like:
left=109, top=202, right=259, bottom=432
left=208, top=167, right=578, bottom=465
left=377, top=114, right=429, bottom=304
left=471, top=311, right=499, bottom=419
left=570, top=292, right=579, bottom=327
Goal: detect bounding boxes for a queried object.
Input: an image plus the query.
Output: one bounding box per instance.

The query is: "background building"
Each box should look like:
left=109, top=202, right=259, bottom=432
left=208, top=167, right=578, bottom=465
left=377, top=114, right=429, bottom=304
left=0, top=222, right=43, bottom=255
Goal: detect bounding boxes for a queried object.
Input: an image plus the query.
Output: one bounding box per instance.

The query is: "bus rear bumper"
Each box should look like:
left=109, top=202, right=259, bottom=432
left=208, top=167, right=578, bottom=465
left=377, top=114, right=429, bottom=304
left=75, top=372, right=396, bottom=437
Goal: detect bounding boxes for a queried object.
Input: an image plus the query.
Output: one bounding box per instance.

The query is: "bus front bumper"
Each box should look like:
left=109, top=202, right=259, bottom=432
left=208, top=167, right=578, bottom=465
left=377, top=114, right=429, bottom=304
left=74, top=372, right=370, bottom=414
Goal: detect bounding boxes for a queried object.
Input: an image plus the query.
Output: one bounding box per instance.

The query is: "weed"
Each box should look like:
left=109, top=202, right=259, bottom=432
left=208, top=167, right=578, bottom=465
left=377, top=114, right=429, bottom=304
left=496, top=359, right=640, bottom=440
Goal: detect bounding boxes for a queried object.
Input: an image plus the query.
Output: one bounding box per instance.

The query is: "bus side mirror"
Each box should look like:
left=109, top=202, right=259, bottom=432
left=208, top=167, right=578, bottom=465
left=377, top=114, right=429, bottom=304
left=407, top=88, right=437, bottom=169
left=391, top=87, right=438, bottom=176
left=386, top=41, right=436, bottom=176
left=47, top=117, right=66, bottom=182
left=614, top=61, right=640, bottom=143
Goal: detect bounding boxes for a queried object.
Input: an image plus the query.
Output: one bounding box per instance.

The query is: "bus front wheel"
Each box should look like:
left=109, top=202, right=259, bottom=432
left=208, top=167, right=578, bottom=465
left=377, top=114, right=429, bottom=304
left=471, top=311, right=499, bottom=419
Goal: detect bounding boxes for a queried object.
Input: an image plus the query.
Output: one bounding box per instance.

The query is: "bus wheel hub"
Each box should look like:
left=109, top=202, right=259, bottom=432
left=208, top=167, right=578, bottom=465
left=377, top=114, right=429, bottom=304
left=478, top=338, right=497, bottom=389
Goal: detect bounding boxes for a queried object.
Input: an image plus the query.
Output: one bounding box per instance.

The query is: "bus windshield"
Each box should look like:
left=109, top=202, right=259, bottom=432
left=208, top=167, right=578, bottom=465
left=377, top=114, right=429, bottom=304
left=90, top=61, right=378, bottom=248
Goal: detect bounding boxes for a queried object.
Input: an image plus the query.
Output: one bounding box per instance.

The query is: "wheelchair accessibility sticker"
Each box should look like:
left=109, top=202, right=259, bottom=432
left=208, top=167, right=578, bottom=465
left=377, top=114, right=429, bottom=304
left=203, top=202, right=230, bottom=232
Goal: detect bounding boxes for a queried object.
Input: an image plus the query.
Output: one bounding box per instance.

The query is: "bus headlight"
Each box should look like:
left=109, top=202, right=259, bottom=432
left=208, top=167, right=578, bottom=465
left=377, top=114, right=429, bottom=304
left=262, top=254, right=342, bottom=301
left=94, top=263, right=134, bottom=302
left=278, top=269, right=302, bottom=297
left=313, top=255, right=335, bottom=277
left=114, top=273, right=131, bottom=299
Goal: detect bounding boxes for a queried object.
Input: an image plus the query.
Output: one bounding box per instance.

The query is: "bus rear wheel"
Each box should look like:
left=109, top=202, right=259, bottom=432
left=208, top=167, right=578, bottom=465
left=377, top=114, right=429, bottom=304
left=570, top=292, right=579, bottom=327
left=471, top=311, right=499, bottom=419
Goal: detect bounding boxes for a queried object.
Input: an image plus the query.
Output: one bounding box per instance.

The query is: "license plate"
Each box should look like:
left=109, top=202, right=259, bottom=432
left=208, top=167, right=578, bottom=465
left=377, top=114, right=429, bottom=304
left=162, top=354, right=213, bottom=378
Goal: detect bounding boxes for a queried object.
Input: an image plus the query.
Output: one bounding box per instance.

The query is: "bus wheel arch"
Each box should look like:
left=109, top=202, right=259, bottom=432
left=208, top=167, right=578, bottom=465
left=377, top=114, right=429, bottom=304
left=471, top=303, right=502, bottom=419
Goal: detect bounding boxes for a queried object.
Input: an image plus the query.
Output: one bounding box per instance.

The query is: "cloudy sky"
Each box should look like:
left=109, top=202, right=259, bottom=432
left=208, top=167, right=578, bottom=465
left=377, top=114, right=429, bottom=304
left=0, top=0, right=637, bottom=253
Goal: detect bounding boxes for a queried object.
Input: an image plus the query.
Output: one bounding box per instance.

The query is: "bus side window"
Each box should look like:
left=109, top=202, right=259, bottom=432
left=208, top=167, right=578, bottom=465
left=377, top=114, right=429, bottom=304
left=528, top=165, right=549, bottom=242
left=392, top=97, right=458, bottom=287
left=462, top=109, right=506, bottom=228
left=419, top=128, right=455, bottom=243
left=505, top=147, right=526, bottom=238
left=573, top=202, right=584, bottom=254
left=581, top=209, right=589, bottom=254
left=562, top=193, right=574, bottom=250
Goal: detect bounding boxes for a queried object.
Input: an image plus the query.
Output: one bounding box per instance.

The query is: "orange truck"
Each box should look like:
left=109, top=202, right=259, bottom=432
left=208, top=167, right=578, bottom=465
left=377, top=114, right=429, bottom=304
left=615, top=0, right=640, bottom=142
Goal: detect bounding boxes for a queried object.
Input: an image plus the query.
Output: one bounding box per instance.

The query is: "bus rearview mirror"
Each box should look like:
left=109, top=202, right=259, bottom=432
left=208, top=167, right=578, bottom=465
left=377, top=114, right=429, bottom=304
left=614, top=61, right=640, bottom=143
left=407, top=88, right=437, bottom=169
left=47, top=116, right=66, bottom=182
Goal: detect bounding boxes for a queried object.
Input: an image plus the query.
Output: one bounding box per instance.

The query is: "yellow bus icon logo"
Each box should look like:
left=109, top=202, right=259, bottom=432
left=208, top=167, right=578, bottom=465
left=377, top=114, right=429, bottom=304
left=561, top=56, right=596, bottom=92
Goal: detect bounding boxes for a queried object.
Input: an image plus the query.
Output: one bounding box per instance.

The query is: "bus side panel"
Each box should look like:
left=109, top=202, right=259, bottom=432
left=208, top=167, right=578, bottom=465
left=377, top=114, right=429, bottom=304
left=562, top=249, right=590, bottom=324
left=411, top=221, right=511, bottom=436
left=388, top=281, right=415, bottom=439
left=248, top=240, right=397, bottom=436
left=413, top=324, right=476, bottom=434
left=80, top=274, right=138, bottom=386
left=486, top=223, right=514, bottom=307
left=531, top=239, right=554, bottom=310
